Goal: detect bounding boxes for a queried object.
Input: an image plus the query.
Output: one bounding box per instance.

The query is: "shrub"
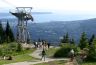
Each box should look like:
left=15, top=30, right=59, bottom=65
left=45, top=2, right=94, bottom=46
left=54, top=47, right=70, bottom=58
left=16, top=43, right=22, bottom=52
left=54, top=44, right=77, bottom=58
left=8, top=43, right=17, bottom=51
left=1, top=43, right=23, bottom=56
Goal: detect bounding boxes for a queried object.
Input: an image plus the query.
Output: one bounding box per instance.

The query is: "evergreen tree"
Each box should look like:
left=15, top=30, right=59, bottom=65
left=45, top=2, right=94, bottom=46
left=79, top=32, right=89, bottom=49
left=65, top=33, right=69, bottom=43
left=89, top=34, right=95, bottom=45
left=61, top=33, right=70, bottom=43
left=70, top=38, right=75, bottom=44
left=5, top=21, right=14, bottom=43
left=88, top=37, right=96, bottom=60
left=0, top=22, right=5, bottom=44
left=61, top=35, right=66, bottom=43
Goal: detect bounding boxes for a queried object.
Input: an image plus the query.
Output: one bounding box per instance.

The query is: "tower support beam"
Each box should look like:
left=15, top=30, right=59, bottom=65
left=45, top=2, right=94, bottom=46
left=10, top=7, right=33, bottom=44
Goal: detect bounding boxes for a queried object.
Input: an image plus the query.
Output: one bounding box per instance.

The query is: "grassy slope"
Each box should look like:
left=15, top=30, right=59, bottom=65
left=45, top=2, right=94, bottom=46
left=0, top=48, right=36, bottom=65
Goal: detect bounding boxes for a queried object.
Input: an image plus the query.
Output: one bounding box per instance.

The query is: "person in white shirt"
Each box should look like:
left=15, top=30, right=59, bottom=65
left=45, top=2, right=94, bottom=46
left=70, top=49, right=75, bottom=62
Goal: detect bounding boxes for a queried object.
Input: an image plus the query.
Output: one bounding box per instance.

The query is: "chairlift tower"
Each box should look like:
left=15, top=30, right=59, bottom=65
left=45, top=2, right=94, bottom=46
left=10, top=7, right=33, bottom=44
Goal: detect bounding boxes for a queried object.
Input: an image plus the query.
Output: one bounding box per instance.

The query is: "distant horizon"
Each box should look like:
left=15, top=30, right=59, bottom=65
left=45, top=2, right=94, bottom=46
left=1, top=14, right=96, bottom=24
left=1, top=0, right=96, bottom=23
left=1, top=12, right=96, bottom=23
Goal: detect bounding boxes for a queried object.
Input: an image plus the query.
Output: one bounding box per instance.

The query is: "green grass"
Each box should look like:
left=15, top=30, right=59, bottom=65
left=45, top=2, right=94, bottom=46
left=46, top=47, right=60, bottom=57
left=0, top=54, right=34, bottom=65
left=34, top=60, right=96, bottom=65
left=34, top=60, right=66, bottom=65
left=0, top=48, right=36, bottom=65
left=82, top=62, right=96, bottom=65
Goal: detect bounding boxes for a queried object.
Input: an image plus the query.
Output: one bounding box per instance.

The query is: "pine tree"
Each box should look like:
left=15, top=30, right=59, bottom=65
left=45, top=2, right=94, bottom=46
left=61, top=35, right=66, bottom=43
left=5, top=21, right=14, bottom=43
left=65, top=33, right=69, bottom=43
left=79, top=32, right=89, bottom=49
left=0, top=22, right=5, bottom=44
left=88, top=37, right=96, bottom=60
left=70, top=38, right=75, bottom=44
left=89, top=34, right=95, bottom=45
left=61, top=33, right=70, bottom=43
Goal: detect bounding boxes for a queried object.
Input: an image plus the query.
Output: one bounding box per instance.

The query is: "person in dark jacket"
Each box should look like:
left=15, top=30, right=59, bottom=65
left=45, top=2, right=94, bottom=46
left=47, top=43, right=50, bottom=49
left=41, top=49, right=46, bottom=61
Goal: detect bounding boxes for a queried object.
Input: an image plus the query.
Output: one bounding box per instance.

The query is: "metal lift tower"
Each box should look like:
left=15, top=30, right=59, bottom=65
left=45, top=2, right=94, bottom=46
left=10, top=7, right=33, bottom=44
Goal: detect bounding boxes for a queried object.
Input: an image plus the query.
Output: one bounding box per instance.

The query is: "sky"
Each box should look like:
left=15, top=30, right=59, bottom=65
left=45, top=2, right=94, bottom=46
left=0, top=0, right=96, bottom=13
left=0, top=0, right=96, bottom=21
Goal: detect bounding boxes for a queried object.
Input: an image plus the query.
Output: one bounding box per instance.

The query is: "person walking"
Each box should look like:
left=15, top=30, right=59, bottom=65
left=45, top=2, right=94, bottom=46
left=41, top=49, right=46, bottom=61
left=70, top=49, right=75, bottom=62
left=47, top=43, right=50, bottom=49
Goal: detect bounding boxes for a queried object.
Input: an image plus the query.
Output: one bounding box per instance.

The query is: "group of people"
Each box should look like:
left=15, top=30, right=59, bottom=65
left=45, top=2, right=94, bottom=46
left=34, top=41, right=50, bottom=50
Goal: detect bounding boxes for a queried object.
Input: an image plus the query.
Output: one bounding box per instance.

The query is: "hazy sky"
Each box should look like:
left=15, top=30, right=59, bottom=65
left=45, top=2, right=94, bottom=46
left=0, top=0, right=96, bottom=21
left=0, top=0, right=96, bottom=13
